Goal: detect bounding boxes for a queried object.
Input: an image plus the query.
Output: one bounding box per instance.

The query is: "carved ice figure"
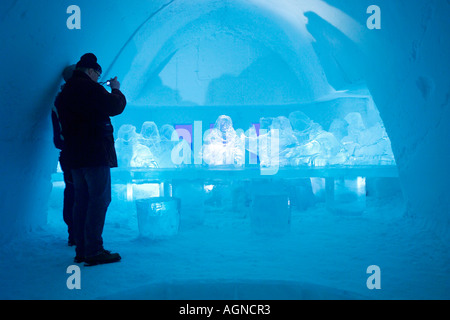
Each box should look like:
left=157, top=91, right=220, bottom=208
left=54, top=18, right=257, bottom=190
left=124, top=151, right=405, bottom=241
left=202, top=115, right=244, bottom=166
left=115, top=124, right=139, bottom=167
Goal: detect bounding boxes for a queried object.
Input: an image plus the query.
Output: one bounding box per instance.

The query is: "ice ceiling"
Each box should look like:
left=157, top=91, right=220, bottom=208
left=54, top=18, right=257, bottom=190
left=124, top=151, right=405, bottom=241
left=106, top=0, right=367, bottom=106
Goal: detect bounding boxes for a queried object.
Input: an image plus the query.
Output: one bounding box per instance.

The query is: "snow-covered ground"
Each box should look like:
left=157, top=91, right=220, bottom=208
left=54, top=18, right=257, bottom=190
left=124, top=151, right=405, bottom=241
left=0, top=182, right=449, bottom=300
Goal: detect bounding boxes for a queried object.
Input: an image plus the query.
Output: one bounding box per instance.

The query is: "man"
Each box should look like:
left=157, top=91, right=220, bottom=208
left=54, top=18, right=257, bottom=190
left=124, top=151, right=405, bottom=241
left=52, top=64, right=76, bottom=246
left=55, top=53, right=126, bottom=266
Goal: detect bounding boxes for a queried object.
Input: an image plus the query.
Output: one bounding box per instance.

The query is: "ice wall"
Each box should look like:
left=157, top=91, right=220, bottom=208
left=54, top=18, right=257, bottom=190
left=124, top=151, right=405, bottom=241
left=0, top=0, right=168, bottom=241
left=326, top=0, right=450, bottom=240
left=0, top=0, right=449, bottom=242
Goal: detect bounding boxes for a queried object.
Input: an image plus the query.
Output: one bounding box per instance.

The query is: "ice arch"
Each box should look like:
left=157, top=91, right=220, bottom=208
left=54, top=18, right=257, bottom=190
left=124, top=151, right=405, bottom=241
left=106, top=0, right=336, bottom=106
left=0, top=0, right=449, bottom=244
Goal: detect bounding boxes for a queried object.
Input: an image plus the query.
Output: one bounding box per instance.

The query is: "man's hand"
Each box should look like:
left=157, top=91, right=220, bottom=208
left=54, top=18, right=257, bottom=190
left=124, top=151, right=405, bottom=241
left=109, top=77, right=120, bottom=90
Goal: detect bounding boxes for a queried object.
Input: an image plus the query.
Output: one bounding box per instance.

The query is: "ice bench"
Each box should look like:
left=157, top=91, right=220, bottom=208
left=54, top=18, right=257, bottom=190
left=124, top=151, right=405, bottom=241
left=111, top=165, right=399, bottom=229
left=52, top=165, right=399, bottom=235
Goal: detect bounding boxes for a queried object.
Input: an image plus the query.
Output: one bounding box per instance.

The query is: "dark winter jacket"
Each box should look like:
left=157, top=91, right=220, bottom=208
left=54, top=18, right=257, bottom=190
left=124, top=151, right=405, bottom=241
left=54, top=70, right=126, bottom=169
left=51, top=104, right=64, bottom=151
left=51, top=100, right=70, bottom=166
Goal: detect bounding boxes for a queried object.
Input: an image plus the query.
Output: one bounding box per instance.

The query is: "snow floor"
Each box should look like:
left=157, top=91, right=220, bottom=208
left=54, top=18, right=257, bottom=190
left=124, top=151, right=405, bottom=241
left=1, top=183, right=449, bottom=300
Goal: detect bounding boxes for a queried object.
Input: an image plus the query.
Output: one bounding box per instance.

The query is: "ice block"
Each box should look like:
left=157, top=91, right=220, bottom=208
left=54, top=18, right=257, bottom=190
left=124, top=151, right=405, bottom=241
left=136, top=197, right=180, bottom=239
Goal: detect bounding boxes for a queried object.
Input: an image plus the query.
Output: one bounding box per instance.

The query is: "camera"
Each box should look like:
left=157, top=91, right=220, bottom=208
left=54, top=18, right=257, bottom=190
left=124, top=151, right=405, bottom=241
left=100, top=79, right=114, bottom=87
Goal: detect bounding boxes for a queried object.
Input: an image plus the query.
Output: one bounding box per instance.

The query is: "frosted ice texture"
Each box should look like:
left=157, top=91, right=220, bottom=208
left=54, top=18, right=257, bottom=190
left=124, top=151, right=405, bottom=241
left=340, top=112, right=395, bottom=165
left=159, top=124, right=184, bottom=168
left=115, top=124, right=139, bottom=168
left=115, top=111, right=395, bottom=169
left=327, top=177, right=367, bottom=215
left=254, top=110, right=396, bottom=167
left=139, top=121, right=161, bottom=155
left=136, top=197, right=180, bottom=239
left=114, top=124, right=158, bottom=168
left=115, top=122, right=192, bottom=168
left=202, top=115, right=245, bottom=167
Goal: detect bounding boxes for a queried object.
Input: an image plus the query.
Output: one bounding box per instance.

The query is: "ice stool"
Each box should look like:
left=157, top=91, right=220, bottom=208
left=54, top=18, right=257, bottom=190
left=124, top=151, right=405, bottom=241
left=136, top=197, right=181, bottom=239
left=326, top=177, right=366, bottom=215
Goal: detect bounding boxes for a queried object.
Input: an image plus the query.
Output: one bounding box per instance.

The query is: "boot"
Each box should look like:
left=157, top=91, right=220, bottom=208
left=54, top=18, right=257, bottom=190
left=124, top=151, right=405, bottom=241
left=84, top=249, right=121, bottom=267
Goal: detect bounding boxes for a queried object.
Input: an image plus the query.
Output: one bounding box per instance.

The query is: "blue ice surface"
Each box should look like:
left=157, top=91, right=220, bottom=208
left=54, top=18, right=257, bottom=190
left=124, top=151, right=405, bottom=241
left=2, top=0, right=450, bottom=300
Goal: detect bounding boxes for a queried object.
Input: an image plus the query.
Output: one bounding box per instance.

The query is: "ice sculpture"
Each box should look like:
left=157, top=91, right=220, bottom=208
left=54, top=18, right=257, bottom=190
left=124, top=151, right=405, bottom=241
left=158, top=124, right=179, bottom=168
left=328, top=118, right=348, bottom=142
left=130, top=144, right=158, bottom=168
left=289, top=111, right=310, bottom=130
left=289, top=111, right=317, bottom=144
left=151, top=123, right=192, bottom=167
left=202, top=115, right=245, bottom=167
left=340, top=112, right=364, bottom=159
left=259, top=117, right=273, bottom=131
left=160, top=124, right=176, bottom=141
left=356, top=122, right=395, bottom=165
left=139, top=121, right=162, bottom=155
left=263, top=111, right=347, bottom=167
left=340, top=112, right=395, bottom=165
left=313, top=131, right=347, bottom=166
left=114, top=110, right=394, bottom=169
left=116, top=122, right=195, bottom=168
left=257, top=117, right=281, bottom=168
left=115, top=123, right=158, bottom=168
left=284, top=110, right=394, bottom=166
left=285, top=111, right=321, bottom=166
left=115, top=124, right=139, bottom=167
left=244, top=125, right=259, bottom=164
left=269, top=116, right=298, bottom=167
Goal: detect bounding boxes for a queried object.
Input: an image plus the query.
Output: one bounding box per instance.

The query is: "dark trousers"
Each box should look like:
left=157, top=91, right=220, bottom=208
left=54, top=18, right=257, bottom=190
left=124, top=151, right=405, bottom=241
left=72, top=166, right=112, bottom=258
left=60, top=156, right=75, bottom=244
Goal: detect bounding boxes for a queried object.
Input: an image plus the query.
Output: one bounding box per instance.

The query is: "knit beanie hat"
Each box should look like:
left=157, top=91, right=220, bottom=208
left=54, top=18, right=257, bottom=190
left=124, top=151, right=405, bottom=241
left=62, top=64, right=76, bottom=82
left=76, top=53, right=102, bottom=74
